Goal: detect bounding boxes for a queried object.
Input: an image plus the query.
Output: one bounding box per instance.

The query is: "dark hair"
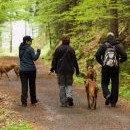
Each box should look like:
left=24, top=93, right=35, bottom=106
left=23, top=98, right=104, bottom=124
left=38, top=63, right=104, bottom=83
left=23, top=35, right=33, bottom=43
left=61, top=35, right=70, bottom=45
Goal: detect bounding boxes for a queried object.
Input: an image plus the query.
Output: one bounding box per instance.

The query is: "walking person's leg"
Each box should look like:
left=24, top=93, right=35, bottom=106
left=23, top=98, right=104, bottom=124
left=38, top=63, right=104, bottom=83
left=110, top=70, right=119, bottom=107
left=65, top=74, right=73, bottom=106
left=57, top=74, right=67, bottom=107
left=101, top=68, right=111, bottom=105
left=28, top=71, right=37, bottom=104
left=19, top=72, right=28, bottom=106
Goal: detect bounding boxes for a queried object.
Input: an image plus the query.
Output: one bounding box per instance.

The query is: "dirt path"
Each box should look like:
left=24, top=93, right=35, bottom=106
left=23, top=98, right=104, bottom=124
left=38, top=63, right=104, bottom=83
left=0, top=57, right=130, bottom=130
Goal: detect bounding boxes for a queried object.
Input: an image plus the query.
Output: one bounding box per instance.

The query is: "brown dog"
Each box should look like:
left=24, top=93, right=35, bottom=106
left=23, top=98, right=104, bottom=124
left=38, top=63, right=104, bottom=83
left=0, top=63, right=19, bottom=80
left=84, top=65, right=98, bottom=109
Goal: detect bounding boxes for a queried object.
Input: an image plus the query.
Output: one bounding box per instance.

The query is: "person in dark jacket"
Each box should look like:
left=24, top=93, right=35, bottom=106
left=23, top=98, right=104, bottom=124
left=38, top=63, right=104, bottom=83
left=19, top=35, right=41, bottom=107
left=50, top=35, right=79, bottom=107
left=95, top=32, right=127, bottom=107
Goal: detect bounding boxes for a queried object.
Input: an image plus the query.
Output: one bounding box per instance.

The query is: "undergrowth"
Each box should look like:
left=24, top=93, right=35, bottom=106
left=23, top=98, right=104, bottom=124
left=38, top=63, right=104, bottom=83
left=1, top=122, right=33, bottom=130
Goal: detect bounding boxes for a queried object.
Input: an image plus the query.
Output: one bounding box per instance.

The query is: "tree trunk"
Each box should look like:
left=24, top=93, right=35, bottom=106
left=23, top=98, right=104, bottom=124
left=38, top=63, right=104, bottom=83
left=110, top=0, right=118, bottom=38
left=48, top=23, right=52, bottom=47
left=0, top=31, right=2, bottom=48
left=10, top=21, right=12, bottom=53
left=55, top=0, right=80, bottom=38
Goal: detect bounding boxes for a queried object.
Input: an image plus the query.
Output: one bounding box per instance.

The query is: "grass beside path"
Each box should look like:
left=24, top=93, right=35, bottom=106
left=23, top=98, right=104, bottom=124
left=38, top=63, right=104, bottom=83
left=0, top=91, right=34, bottom=130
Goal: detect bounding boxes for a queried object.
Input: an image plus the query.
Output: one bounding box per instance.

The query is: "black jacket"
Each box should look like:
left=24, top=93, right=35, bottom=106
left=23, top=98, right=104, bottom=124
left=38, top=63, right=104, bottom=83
left=50, top=44, right=79, bottom=75
left=95, top=39, right=127, bottom=67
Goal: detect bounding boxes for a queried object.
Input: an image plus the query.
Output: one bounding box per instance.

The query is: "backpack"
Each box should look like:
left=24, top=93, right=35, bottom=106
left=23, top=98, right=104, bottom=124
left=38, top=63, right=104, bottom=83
left=103, top=42, right=118, bottom=67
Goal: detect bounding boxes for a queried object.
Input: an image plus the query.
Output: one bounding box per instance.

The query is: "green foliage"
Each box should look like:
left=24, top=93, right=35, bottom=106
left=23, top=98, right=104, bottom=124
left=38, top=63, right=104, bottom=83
left=120, top=88, right=130, bottom=100
left=0, top=106, right=34, bottom=130
left=41, top=43, right=51, bottom=58
left=73, top=75, right=84, bottom=85
left=36, top=0, right=63, bottom=24
left=1, top=122, right=33, bottom=130
left=118, top=0, right=130, bottom=17
left=120, top=51, right=130, bottom=75
left=0, top=0, right=39, bottom=23
left=0, top=1, right=9, bottom=22
left=118, top=70, right=130, bottom=100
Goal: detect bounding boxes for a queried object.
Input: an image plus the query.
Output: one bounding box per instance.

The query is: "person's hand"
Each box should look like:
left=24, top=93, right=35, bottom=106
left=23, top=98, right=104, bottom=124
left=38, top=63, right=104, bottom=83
left=48, top=71, right=52, bottom=75
left=76, top=71, right=80, bottom=77
left=37, top=49, right=41, bottom=52
left=48, top=70, right=55, bottom=75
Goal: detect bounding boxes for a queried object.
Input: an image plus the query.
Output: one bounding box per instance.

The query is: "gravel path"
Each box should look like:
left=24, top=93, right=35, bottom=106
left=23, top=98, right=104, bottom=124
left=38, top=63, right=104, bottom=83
left=0, top=57, right=130, bottom=130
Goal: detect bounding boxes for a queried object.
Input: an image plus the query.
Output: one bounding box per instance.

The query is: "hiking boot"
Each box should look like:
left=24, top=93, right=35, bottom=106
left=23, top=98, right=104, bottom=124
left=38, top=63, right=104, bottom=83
left=31, top=99, right=39, bottom=105
left=111, top=103, right=116, bottom=107
left=67, top=97, right=74, bottom=106
left=18, top=103, right=27, bottom=107
left=105, top=95, right=110, bottom=105
left=22, top=103, right=27, bottom=107
left=60, top=103, right=67, bottom=107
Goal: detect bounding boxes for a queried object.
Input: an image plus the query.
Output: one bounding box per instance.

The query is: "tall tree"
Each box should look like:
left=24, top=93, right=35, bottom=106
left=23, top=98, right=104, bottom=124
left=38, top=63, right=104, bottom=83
left=110, top=0, right=118, bottom=37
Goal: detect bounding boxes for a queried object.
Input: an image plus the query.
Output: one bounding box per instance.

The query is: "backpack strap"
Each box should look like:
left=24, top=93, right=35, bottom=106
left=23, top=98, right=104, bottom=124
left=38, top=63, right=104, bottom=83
left=105, top=42, right=116, bottom=51
left=105, top=42, right=112, bottom=47
left=61, top=46, right=69, bottom=59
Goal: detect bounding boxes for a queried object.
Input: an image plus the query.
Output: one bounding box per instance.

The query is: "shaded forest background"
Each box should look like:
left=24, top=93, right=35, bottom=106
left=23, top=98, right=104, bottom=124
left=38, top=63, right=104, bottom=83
left=0, top=0, right=130, bottom=99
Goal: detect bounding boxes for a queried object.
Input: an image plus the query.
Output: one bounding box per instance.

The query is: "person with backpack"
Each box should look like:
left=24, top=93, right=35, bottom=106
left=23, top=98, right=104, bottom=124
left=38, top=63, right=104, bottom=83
left=49, top=35, right=79, bottom=107
left=19, top=35, right=41, bottom=107
left=95, top=32, right=127, bottom=107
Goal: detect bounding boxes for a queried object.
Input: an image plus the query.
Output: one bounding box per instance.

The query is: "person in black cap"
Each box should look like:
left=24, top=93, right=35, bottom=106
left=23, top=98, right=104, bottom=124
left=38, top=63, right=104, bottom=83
left=19, top=35, right=41, bottom=107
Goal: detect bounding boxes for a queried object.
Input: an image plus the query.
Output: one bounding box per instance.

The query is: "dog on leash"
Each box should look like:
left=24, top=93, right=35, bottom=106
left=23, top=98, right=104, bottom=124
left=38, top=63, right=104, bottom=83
left=84, top=65, right=98, bottom=109
left=0, top=63, right=19, bottom=80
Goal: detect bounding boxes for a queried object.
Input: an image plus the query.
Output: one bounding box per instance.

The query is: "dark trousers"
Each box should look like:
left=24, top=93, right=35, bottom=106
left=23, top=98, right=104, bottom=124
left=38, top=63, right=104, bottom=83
left=19, top=71, right=37, bottom=104
left=57, top=74, right=73, bottom=86
left=101, top=67, right=119, bottom=104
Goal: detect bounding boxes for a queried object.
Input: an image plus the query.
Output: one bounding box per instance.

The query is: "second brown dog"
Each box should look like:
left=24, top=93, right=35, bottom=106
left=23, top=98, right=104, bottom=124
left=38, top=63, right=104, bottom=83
left=0, top=63, right=19, bottom=80
left=84, top=65, right=98, bottom=109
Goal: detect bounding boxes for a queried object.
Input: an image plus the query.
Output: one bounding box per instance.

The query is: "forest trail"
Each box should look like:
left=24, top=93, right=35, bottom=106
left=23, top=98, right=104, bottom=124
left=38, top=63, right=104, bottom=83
left=0, top=57, right=130, bottom=130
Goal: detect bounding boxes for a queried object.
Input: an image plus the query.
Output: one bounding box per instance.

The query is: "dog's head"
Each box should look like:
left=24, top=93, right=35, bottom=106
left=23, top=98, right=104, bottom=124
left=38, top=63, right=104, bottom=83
left=86, top=66, right=96, bottom=81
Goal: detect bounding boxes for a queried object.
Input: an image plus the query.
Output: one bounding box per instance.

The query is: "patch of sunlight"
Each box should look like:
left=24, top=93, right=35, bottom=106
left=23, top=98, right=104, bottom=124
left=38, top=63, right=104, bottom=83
left=0, top=52, right=18, bottom=57
left=1, top=20, right=34, bottom=55
left=41, top=43, right=50, bottom=58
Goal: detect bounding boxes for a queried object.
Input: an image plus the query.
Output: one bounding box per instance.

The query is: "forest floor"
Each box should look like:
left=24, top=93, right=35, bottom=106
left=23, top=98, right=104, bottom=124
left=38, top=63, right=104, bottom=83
left=0, top=56, right=130, bottom=130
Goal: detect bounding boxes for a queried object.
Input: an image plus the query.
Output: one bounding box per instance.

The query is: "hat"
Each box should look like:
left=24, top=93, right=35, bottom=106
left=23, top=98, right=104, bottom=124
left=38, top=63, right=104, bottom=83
left=23, top=35, right=33, bottom=42
left=107, top=32, right=115, bottom=37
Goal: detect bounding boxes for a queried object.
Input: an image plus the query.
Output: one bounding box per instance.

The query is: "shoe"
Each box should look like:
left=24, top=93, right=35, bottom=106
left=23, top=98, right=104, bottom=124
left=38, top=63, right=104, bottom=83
left=31, top=99, right=39, bottom=105
left=60, top=104, right=67, bottom=107
left=105, top=95, right=110, bottom=105
left=18, top=103, right=27, bottom=107
left=111, top=103, right=116, bottom=107
left=67, top=97, right=74, bottom=106
left=22, top=104, right=27, bottom=107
